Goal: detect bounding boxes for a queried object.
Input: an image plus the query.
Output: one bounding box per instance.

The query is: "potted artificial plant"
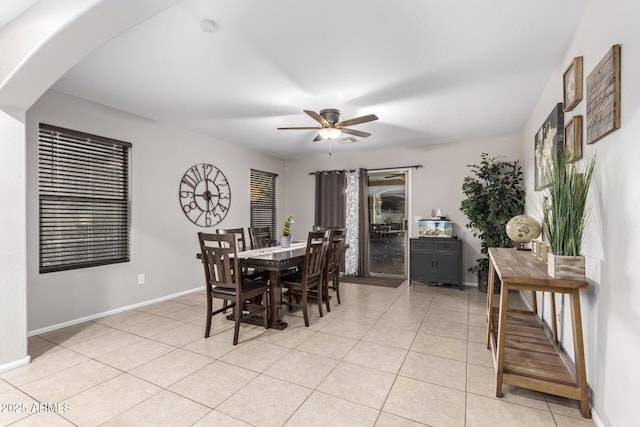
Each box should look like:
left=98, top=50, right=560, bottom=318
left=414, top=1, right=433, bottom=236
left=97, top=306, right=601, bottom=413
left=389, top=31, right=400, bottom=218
left=280, top=215, right=294, bottom=248
left=460, top=153, right=525, bottom=291
left=543, top=152, right=595, bottom=280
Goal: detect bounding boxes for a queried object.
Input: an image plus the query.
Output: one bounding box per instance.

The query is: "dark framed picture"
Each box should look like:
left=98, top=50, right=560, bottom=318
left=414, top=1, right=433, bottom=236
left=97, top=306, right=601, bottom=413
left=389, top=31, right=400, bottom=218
left=564, top=115, right=583, bottom=163
left=587, top=44, right=621, bottom=144
left=563, top=56, right=583, bottom=112
left=534, top=103, right=564, bottom=191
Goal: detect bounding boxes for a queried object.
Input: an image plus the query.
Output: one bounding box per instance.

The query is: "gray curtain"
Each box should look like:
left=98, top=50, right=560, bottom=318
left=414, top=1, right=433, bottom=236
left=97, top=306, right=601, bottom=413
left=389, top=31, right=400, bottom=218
left=314, top=171, right=346, bottom=229
left=358, top=169, right=370, bottom=277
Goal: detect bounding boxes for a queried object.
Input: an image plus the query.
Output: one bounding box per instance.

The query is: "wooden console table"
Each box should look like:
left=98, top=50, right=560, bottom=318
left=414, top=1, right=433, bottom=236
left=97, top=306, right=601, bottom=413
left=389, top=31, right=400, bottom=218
left=486, top=248, right=590, bottom=419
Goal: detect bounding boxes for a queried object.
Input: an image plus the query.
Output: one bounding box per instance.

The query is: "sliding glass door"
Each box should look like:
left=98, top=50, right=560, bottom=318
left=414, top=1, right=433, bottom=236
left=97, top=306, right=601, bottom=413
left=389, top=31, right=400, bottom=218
left=367, top=171, right=408, bottom=277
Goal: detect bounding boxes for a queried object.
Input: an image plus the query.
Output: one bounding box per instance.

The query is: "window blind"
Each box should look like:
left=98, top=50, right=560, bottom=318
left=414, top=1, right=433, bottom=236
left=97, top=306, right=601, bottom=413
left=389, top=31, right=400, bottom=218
left=38, top=123, right=131, bottom=273
left=250, top=169, right=277, bottom=240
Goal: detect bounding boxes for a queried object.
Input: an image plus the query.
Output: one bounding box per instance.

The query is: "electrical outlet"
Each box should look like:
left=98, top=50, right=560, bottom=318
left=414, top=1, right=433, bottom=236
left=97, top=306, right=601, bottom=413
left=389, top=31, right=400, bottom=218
left=137, top=274, right=145, bottom=285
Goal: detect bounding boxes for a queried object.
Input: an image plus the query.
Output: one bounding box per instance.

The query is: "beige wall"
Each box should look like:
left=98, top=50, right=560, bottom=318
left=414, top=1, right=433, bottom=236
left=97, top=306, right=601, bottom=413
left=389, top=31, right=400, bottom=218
left=25, top=90, right=285, bottom=331
left=283, top=135, right=520, bottom=285
left=520, top=0, right=640, bottom=425
left=0, top=110, right=28, bottom=369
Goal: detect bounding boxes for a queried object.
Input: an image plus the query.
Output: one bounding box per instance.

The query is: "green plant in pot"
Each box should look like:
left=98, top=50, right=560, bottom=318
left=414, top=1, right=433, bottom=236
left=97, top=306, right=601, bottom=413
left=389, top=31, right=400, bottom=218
left=543, top=152, right=595, bottom=280
left=281, top=215, right=294, bottom=248
left=460, top=153, right=525, bottom=291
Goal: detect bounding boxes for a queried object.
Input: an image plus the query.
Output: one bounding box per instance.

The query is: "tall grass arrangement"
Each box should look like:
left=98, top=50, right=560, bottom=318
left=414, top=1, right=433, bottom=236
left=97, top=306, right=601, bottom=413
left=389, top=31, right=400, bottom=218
left=543, top=153, right=595, bottom=256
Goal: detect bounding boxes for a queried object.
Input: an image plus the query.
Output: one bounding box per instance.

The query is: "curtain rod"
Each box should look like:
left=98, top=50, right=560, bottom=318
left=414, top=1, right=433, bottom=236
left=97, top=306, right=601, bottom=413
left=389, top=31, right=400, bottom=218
left=308, top=164, right=423, bottom=175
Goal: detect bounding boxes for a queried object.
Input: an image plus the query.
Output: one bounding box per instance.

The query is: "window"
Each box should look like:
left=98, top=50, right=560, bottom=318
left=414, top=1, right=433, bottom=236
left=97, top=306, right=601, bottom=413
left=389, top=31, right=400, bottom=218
left=38, top=123, right=131, bottom=273
left=249, top=169, right=277, bottom=239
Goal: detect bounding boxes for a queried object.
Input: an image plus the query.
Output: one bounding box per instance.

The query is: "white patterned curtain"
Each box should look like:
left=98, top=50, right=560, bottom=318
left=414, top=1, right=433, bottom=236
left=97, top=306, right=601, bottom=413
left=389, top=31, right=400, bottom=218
left=344, top=170, right=360, bottom=275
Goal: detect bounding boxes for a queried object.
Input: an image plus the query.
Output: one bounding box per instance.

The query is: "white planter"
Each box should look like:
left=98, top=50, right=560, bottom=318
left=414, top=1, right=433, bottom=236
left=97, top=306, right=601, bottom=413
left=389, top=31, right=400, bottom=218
left=547, top=253, right=585, bottom=281
left=280, top=236, right=291, bottom=248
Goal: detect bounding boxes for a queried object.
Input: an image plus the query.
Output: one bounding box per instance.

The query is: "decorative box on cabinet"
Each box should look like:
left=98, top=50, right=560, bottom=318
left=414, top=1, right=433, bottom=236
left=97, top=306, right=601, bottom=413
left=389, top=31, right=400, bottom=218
left=410, top=238, right=463, bottom=290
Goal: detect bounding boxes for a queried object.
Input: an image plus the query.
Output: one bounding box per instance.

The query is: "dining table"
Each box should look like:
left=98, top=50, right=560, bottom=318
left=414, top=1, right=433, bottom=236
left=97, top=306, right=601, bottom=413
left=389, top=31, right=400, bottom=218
left=236, top=241, right=307, bottom=329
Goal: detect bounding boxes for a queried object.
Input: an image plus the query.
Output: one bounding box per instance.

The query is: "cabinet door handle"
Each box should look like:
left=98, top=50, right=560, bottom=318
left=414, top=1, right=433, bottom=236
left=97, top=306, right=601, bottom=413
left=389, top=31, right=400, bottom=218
left=435, top=260, right=439, bottom=268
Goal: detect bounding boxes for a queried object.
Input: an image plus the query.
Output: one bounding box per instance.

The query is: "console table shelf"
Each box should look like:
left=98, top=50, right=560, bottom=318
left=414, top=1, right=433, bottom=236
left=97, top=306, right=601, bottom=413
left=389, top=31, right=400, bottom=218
left=486, top=248, right=590, bottom=419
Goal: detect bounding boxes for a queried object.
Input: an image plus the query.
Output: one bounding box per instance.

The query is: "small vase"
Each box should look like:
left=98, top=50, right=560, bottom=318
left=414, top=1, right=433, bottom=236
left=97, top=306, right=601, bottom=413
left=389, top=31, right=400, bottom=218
left=280, top=236, right=291, bottom=248
left=547, top=253, right=585, bottom=281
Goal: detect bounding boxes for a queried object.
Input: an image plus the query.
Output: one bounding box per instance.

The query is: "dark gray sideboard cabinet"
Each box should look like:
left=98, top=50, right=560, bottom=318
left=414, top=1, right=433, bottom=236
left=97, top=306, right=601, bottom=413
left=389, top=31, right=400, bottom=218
left=410, top=238, right=463, bottom=290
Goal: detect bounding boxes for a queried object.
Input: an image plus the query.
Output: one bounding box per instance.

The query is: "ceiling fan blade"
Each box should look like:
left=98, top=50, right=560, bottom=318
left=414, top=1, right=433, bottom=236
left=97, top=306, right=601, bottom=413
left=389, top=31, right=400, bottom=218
left=313, top=134, right=323, bottom=142
left=304, top=110, right=329, bottom=126
left=335, top=114, right=378, bottom=128
left=340, top=128, right=372, bottom=138
left=277, top=126, right=322, bottom=130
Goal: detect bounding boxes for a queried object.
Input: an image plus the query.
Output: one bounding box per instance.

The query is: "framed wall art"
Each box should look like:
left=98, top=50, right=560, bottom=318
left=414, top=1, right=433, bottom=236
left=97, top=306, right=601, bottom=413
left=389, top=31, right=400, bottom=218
left=534, top=103, right=564, bottom=191
left=564, top=115, right=583, bottom=163
left=586, top=44, right=621, bottom=144
left=563, top=56, right=583, bottom=112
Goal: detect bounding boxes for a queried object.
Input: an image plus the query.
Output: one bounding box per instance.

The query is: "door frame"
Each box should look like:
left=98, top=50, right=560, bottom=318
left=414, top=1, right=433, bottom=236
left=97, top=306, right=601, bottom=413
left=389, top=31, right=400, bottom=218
left=367, top=168, right=412, bottom=278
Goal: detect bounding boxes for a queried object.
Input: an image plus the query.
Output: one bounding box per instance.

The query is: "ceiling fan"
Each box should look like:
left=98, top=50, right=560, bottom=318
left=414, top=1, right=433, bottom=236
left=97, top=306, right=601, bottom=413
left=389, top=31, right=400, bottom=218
left=277, top=109, right=379, bottom=141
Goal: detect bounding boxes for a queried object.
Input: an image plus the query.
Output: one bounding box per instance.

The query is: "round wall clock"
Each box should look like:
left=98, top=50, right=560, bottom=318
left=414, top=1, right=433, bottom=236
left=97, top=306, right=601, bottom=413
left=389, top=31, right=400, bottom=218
left=178, top=163, right=231, bottom=227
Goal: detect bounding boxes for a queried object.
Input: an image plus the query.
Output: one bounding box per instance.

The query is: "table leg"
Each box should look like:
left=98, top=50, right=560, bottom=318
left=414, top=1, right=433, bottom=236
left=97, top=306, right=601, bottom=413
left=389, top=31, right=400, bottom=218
left=550, top=292, right=558, bottom=344
left=495, top=281, right=509, bottom=398
left=486, top=261, right=496, bottom=349
left=570, top=289, right=590, bottom=418
left=268, top=271, right=288, bottom=330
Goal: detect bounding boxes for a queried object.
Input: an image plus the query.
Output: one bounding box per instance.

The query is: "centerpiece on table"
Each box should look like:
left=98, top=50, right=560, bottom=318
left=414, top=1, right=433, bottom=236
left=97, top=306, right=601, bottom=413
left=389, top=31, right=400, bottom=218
left=543, top=152, right=596, bottom=280
left=281, top=215, right=294, bottom=248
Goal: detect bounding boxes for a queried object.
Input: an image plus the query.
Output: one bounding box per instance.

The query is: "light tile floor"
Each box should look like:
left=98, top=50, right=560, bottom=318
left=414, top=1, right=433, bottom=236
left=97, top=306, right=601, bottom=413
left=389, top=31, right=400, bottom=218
left=1, top=281, right=595, bottom=426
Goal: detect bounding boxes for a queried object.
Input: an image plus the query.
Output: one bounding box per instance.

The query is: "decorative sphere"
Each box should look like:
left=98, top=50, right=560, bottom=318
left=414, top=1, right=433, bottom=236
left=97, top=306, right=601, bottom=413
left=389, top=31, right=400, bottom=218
left=506, top=215, right=542, bottom=243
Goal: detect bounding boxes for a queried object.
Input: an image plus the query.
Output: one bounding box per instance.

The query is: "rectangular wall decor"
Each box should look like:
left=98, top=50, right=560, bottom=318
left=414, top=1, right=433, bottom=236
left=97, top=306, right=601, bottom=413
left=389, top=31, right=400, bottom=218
left=563, top=56, right=583, bottom=112
left=586, top=44, right=621, bottom=144
left=534, top=103, right=564, bottom=191
left=564, top=115, right=583, bottom=163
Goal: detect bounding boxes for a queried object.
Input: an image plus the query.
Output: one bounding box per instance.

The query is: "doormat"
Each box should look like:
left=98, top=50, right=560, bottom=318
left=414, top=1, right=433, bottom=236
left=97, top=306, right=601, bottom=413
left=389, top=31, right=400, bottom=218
left=341, top=275, right=406, bottom=288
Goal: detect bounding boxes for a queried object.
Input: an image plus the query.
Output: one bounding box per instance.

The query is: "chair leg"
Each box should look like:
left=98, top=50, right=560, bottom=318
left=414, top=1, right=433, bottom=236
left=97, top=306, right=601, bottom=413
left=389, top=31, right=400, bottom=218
left=222, top=300, right=228, bottom=314
left=335, top=276, right=341, bottom=304
left=301, top=290, right=309, bottom=327
left=324, top=278, right=331, bottom=312
left=317, top=284, right=324, bottom=318
left=262, top=291, right=269, bottom=329
left=205, top=295, right=213, bottom=338
left=233, top=300, right=240, bottom=345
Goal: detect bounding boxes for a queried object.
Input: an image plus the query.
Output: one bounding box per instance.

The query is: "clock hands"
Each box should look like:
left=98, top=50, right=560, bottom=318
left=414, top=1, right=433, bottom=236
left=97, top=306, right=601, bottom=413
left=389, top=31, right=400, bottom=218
left=193, top=179, right=218, bottom=212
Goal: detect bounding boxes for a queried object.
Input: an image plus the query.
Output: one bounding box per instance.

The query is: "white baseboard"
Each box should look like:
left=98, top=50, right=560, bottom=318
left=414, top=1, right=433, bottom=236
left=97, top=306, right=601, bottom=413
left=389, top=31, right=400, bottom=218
left=0, top=355, right=31, bottom=374
left=591, top=408, right=605, bottom=427
left=28, top=286, right=204, bottom=336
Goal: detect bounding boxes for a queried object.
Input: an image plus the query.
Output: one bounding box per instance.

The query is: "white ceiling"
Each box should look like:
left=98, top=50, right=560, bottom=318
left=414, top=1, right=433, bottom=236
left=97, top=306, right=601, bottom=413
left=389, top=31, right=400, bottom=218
left=51, top=0, right=589, bottom=159
left=0, top=0, right=38, bottom=27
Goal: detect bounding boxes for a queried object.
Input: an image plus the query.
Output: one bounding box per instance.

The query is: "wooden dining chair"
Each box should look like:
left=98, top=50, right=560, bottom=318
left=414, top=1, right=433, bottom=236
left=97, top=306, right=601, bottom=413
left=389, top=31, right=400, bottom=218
left=198, top=232, right=269, bottom=345
left=323, top=228, right=347, bottom=311
left=280, top=230, right=329, bottom=327
left=216, top=227, right=247, bottom=251
left=216, top=227, right=263, bottom=280
left=249, top=226, right=273, bottom=249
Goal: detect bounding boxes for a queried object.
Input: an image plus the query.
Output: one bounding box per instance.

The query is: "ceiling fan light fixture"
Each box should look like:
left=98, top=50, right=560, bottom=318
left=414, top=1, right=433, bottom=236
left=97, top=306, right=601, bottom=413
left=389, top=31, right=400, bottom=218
left=318, top=127, right=342, bottom=139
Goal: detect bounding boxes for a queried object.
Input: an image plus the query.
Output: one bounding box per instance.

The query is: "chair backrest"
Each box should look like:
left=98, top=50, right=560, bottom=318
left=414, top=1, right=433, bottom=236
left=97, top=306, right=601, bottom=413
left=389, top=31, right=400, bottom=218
left=249, top=226, right=272, bottom=249
left=216, top=227, right=247, bottom=252
left=302, top=230, right=330, bottom=284
left=325, top=228, right=347, bottom=276
left=198, top=232, right=240, bottom=290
